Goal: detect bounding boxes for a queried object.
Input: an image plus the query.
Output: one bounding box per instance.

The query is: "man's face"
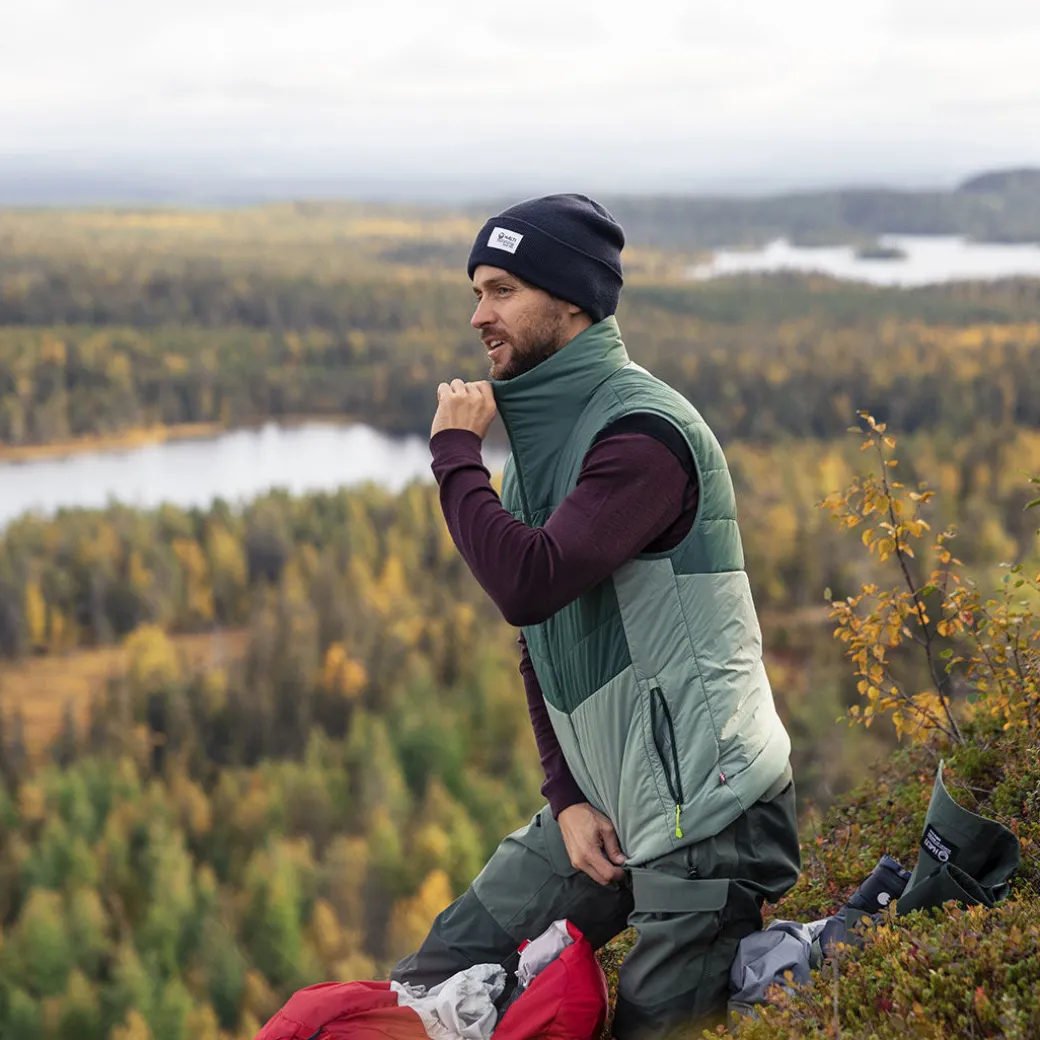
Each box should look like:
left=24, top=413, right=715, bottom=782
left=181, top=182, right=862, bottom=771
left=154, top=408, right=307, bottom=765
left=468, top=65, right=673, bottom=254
left=470, top=265, right=573, bottom=380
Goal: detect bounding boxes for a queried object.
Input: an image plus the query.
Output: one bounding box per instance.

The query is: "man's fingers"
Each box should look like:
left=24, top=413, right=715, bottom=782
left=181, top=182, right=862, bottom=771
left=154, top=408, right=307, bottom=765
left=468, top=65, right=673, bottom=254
left=588, top=849, right=623, bottom=885
left=574, top=850, right=610, bottom=886
left=438, top=379, right=467, bottom=398
left=574, top=842, right=624, bottom=886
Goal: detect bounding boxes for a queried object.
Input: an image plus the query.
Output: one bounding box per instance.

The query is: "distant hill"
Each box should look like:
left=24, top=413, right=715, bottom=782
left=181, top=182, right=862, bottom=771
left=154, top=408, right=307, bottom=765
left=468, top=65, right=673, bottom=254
left=595, top=167, right=1040, bottom=252
left=957, top=167, right=1040, bottom=194
left=4, top=164, right=1039, bottom=253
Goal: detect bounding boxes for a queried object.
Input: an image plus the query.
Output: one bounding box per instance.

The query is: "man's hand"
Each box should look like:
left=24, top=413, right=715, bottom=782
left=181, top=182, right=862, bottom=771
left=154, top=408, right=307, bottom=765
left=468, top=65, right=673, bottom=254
left=431, top=379, right=497, bottom=440
left=557, top=802, right=627, bottom=885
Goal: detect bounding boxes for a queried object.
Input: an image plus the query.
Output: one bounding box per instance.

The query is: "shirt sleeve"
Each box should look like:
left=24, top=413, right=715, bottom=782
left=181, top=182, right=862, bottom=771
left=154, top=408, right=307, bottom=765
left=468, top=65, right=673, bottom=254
left=430, top=425, right=693, bottom=626
left=518, top=632, right=588, bottom=818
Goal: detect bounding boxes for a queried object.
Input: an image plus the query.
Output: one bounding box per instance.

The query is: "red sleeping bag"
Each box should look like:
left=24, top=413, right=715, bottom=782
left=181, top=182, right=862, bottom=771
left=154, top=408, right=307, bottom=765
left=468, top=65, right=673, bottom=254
left=253, top=979, right=430, bottom=1040
left=254, top=921, right=608, bottom=1040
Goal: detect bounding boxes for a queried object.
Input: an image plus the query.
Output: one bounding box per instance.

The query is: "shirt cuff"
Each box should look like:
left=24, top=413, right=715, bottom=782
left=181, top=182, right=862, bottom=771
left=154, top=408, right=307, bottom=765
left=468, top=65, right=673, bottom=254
left=543, top=774, right=588, bottom=819
left=430, top=428, right=484, bottom=462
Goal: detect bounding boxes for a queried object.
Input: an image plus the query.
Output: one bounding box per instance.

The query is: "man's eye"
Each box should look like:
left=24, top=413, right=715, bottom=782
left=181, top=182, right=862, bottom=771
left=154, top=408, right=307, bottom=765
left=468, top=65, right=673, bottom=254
left=496, top=287, right=511, bottom=296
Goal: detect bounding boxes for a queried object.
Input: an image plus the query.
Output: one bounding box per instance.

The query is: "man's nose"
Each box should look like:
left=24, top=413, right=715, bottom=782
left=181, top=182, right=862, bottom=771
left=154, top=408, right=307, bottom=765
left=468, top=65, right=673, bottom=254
left=471, top=298, right=494, bottom=329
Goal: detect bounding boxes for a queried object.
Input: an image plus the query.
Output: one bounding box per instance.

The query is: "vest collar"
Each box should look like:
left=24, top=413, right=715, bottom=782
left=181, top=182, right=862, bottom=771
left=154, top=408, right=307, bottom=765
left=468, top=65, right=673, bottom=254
left=491, top=317, right=630, bottom=487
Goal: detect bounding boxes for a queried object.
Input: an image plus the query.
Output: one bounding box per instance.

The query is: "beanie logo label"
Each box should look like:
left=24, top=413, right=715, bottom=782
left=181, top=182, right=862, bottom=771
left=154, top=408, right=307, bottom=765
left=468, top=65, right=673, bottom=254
left=488, top=227, right=523, bottom=254
left=921, top=825, right=959, bottom=864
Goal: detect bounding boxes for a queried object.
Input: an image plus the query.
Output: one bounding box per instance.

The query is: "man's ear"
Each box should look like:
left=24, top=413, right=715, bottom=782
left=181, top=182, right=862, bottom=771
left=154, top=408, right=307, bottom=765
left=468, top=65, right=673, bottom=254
left=565, top=301, right=584, bottom=317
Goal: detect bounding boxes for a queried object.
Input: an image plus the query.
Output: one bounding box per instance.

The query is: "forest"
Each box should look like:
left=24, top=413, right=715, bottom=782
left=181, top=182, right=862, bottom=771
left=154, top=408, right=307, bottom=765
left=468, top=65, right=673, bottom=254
left=1, top=202, right=1039, bottom=1039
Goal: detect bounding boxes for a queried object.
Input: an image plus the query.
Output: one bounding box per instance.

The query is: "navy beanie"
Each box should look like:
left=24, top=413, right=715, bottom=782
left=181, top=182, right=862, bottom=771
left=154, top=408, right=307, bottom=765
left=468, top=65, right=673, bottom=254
left=467, top=194, right=625, bottom=322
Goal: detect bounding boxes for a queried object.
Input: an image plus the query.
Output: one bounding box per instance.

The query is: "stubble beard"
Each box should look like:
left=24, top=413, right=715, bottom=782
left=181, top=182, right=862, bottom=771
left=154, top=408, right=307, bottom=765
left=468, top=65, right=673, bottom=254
left=489, top=310, right=569, bottom=381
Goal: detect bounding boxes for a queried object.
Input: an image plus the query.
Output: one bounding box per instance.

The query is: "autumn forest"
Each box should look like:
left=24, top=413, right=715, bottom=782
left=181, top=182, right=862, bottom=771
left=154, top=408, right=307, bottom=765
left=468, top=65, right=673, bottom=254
left=1, top=203, right=1039, bottom=1039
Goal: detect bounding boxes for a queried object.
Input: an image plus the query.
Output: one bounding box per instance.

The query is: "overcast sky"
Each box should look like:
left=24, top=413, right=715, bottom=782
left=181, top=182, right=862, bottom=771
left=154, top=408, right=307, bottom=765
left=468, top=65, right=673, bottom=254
left=3, top=0, right=1040, bottom=198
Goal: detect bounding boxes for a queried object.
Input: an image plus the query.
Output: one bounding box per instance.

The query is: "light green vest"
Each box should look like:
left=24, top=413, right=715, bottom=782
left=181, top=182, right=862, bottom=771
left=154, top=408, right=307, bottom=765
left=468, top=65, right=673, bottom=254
left=494, top=317, right=791, bottom=866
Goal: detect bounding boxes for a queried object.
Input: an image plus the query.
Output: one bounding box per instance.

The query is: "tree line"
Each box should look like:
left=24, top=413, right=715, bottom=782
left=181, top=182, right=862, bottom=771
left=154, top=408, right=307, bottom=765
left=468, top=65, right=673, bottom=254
left=597, top=167, right=1040, bottom=249
left=3, top=282, right=1040, bottom=446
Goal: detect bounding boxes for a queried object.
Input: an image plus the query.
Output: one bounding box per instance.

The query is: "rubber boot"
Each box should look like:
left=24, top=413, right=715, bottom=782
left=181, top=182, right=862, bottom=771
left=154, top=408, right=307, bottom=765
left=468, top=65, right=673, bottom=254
left=818, top=854, right=911, bottom=953
left=896, top=760, right=1020, bottom=916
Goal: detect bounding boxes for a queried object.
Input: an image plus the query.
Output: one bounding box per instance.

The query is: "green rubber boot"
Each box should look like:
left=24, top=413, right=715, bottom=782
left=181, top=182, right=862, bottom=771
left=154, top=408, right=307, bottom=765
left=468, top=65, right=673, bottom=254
left=897, top=761, right=1021, bottom=916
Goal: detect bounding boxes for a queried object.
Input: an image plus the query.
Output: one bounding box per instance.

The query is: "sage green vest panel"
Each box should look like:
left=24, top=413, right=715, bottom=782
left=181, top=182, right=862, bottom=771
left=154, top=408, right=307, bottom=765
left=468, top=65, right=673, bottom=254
left=496, top=319, right=790, bottom=863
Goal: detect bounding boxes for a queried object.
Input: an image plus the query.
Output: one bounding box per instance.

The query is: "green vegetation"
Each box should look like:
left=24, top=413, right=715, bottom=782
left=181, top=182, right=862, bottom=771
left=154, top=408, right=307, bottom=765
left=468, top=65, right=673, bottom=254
left=713, top=728, right=1040, bottom=1039
left=0, top=484, right=544, bottom=1040
left=855, top=242, right=907, bottom=260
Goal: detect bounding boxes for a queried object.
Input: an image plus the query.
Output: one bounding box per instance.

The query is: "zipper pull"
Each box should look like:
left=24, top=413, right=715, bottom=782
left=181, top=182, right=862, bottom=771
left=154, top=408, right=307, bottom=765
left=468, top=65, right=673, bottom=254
left=674, top=804, right=683, bottom=839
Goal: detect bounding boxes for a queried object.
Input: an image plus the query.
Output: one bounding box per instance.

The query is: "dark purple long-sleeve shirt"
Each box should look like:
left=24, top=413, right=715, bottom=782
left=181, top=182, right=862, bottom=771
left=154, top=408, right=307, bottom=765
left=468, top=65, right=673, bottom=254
left=430, top=417, right=699, bottom=817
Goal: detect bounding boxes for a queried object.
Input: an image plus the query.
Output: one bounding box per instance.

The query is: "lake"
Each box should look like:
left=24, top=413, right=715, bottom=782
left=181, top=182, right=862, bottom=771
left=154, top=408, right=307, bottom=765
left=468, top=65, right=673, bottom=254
left=0, top=422, right=510, bottom=529
left=687, top=234, right=1040, bottom=286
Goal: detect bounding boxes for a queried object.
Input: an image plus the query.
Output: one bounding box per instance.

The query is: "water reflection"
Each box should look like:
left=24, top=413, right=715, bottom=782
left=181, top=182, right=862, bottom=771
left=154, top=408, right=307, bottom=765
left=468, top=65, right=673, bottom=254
left=0, top=422, right=510, bottom=528
left=688, top=234, right=1040, bottom=286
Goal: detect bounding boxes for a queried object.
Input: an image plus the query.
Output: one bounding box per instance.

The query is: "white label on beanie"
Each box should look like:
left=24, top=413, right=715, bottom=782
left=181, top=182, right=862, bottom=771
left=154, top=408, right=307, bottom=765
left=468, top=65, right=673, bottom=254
left=488, top=227, right=523, bottom=254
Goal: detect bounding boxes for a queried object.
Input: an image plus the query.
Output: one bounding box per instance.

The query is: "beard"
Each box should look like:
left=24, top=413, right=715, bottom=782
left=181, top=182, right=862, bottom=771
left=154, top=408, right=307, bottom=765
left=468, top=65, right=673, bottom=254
left=487, top=308, right=570, bottom=381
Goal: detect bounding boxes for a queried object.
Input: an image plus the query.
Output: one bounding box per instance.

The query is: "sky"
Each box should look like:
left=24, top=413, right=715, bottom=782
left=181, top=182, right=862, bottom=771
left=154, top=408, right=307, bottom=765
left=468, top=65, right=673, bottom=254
left=3, top=0, right=1040, bottom=200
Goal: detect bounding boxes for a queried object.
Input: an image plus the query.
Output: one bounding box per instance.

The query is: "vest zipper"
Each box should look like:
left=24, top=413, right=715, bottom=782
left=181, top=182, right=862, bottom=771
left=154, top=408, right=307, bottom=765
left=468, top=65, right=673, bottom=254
left=649, top=682, right=685, bottom=838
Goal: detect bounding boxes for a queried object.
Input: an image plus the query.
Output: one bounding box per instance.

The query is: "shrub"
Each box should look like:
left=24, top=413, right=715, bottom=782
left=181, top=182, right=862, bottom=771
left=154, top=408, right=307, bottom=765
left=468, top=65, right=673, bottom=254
left=821, top=414, right=1039, bottom=741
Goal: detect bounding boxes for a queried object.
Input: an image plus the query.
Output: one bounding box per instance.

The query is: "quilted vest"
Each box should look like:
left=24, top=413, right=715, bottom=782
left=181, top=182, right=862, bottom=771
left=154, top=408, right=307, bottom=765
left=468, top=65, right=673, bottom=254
left=495, top=317, right=790, bottom=865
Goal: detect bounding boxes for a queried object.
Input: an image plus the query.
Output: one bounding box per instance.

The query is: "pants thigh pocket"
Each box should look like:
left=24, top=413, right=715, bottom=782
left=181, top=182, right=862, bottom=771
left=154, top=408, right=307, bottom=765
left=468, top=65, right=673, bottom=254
left=631, top=869, right=729, bottom=915
left=621, top=872, right=730, bottom=1004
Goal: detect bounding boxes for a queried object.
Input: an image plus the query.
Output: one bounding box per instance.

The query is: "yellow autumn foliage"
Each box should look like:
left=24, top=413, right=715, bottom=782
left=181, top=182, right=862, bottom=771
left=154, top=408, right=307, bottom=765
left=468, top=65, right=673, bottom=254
left=123, top=624, right=181, bottom=692
left=386, top=869, right=454, bottom=960
left=823, top=415, right=1040, bottom=742
left=111, top=1010, right=154, bottom=1040
left=321, top=642, right=368, bottom=700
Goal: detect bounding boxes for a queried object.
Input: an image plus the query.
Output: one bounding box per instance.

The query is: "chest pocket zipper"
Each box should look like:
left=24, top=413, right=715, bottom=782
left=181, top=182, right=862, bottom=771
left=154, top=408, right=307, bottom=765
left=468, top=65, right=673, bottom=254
left=649, top=682, right=685, bottom=838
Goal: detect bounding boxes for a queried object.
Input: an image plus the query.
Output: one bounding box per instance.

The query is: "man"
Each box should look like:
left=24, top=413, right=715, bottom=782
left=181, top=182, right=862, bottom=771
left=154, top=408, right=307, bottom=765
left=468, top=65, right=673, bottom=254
left=391, top=194, right=800, bottom=1038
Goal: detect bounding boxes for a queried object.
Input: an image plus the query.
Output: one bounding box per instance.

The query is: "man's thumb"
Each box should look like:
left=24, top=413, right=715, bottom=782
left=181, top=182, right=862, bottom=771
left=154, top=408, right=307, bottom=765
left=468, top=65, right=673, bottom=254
left=601, top=824, right=626, bottom=865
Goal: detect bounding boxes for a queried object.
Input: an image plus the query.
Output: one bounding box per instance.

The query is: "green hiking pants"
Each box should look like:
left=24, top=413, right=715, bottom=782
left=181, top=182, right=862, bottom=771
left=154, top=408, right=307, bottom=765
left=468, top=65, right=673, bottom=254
left=390, top=770, right=800, bottom=1039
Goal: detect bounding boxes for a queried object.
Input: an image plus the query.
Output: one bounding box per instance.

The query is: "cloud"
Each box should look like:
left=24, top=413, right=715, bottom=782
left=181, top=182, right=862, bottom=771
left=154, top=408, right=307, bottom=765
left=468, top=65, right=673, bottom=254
left=1, top=0, right=1039, bottom=193
left=885, top=0, right=1040, bottom=38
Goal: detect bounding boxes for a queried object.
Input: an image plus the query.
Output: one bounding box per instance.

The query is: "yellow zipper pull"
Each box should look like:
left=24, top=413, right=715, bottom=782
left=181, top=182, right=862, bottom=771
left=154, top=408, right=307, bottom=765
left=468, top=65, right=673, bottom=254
left=674, top=804, right=683, bottom=839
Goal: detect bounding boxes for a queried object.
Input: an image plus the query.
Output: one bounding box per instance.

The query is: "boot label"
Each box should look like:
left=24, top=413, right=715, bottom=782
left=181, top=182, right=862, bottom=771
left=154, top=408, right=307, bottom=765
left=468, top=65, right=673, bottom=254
left=921, top=825, right=959, bottom=863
